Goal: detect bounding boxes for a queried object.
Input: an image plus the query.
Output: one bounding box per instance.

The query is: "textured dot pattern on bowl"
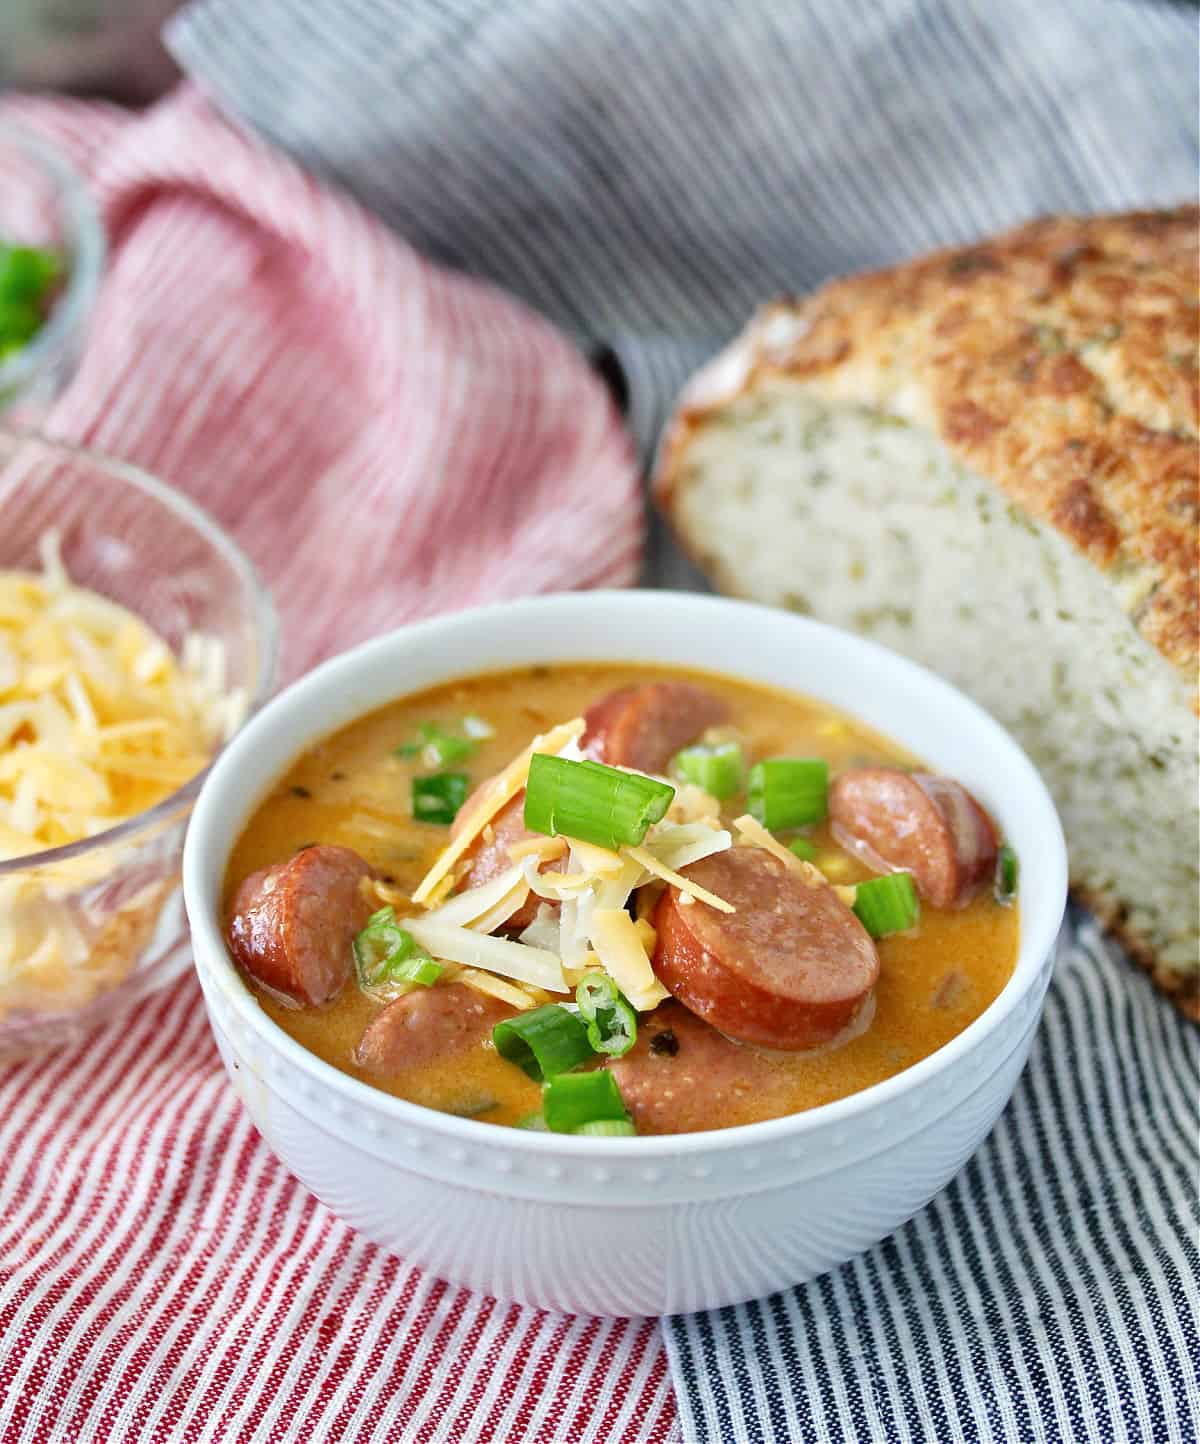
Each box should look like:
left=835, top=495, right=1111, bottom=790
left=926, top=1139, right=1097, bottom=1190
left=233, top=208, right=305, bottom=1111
left=184, top=591, right=1067, bottom=1316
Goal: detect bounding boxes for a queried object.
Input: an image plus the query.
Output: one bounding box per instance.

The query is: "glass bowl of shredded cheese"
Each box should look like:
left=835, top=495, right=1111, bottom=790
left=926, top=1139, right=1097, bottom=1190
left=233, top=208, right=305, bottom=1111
left=0, top=431, right=278, bottom=1056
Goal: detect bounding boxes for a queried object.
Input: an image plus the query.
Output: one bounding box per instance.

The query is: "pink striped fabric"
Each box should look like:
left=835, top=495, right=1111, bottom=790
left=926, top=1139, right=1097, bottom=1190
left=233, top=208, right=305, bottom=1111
left=0, top=89, right=672, bottom=1442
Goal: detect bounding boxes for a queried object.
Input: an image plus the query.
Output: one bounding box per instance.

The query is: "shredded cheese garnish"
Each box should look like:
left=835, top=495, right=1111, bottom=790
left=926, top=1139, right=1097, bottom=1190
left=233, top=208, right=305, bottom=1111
left=531, top=869, right=594, bottom=894
left=732, top=815, right=826, bottom=887
left=506, top=835, right=566, bottom=863
left=561, top=838, right=624, bottom=875
left=517, top=903, right=561, bottom=952
left=589, top=908, right=671, bottom=1012
left=623, top=844, right=736, bottom=913
left=425, top=863, right=526, bottom=927
left=411, top=717, right=583, bottom=905
left=469, top=882, right=532, bottom=935
left=645, top=822, right=732, bottom=872
left=403, top=916, right=569, bottom=992
left=451, top=967, right=539, bottom=1011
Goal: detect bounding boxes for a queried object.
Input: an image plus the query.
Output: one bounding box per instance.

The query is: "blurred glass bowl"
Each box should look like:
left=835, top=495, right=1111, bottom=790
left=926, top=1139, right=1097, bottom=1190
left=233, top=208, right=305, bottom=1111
left=0, top=432, right=278, bottom=1058
left=0, top=121, right=105, bottom=417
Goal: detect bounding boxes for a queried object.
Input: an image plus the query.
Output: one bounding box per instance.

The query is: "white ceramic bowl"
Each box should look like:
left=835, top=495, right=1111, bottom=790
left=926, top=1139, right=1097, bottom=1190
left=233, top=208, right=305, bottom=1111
left=183, top=592, right=1068, bottom=1317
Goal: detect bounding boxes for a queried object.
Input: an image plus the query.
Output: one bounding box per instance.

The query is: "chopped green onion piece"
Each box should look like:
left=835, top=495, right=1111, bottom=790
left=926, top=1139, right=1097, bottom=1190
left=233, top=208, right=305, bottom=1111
left=853, top=872, right=920, bottom=938
left=671, top=741, right=744, bottom=800
left=386, top=954, right=444, bottom=987
left=747, top=758, right=829, bottom=830
left=462, top=714, right=495, bottom=740
left=586, top=1002, right=637, bottom=1059
left=493, top=1005, right=594, bottom=1081
left=412, top=771, right=470, bottom=824
left=0, top=244, right=61, bottom=305
left=395, top=722, right=478, bottom=767
left=995, top=844, right=1019, bottom=903
left=788, top=837, right=818, bottom=861
left=573, top=1118, right=637, bottom=1136
left=0, top=301, right=42, bottom=347
left=516, top=1112, right=550, bottom=1130
left=523, top=754, right=674, bottom=850
left=353, top=908, right=442, bottom=988
left=575, top=970, right=619, bottom=1020
left=575, top=971, right=637, bottom=1058
left=542, top=1069, right=630, bottom=1133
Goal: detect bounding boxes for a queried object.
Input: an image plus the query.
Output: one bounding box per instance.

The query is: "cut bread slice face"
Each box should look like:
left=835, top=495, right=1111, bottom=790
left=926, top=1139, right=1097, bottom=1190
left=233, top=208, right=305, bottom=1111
left=658, top=381, right=1198, bottom=1014
left=656, top=209, right=1199, bottom=1015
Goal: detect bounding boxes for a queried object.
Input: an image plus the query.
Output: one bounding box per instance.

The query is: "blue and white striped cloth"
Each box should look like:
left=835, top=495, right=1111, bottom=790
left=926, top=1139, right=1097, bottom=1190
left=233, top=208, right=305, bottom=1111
left=169, top=2, right=1199, bottom=1439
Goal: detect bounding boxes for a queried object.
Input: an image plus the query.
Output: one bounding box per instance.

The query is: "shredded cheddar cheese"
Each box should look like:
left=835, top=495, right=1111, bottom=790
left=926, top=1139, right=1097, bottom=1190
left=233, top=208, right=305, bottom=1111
left=623, top=844, right=736, bottom=913
left=732, top=815, right=826, bottom=887
left=0, top=534, right=236, bottom=1019
left=411, top=717, right=584, bottom=905
left=506, top=835, right=566, bottom=864
left=589, top=907, right=670, bottom=1012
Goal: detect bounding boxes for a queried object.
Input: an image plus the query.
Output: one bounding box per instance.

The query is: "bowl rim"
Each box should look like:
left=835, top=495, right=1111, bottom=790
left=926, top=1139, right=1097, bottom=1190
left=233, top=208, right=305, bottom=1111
left=0, top=120, right=106, bottom=396
left=0, top=430, right=280, bottom=876
left=184, top=590, right=1068, bottom=1157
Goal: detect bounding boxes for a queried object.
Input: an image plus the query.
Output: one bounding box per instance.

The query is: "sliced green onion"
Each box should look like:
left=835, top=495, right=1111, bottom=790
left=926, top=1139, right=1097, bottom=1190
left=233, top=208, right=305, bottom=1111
left=575, top=971, right=620, bottom=1019
left=493, top=1005, right=594, bottom=1081
left=747, top=758, right=829, bottom=830
left=0, top=244, right=61, bottom=305
left=853, top=872, right=920, bottom=938
left=0, top=300, right=42, bottom=347
left=386, top=954, right=443, bottom=986
left=515, top=1113, right=550, bottom=1131
left=575, top=971, right=637, bottom=1058
left=587, top=1004, right=636, bottom=1058
left=542, top=1069, right=630, bottom=1133
left=353, top=908, right=443, bottom=988
left=788, top=837, right=818, bottom=861
left=523, top=754, right=674, bottom=850
left=395, top=722, right=478, bottom=767
left=995, top=844, right=1019, bottom=903
left=573, top=1118, right=637, bottom=1136
left=671, top=741, right=744, bottom=800
left=412, top=771, right=470, bottom=825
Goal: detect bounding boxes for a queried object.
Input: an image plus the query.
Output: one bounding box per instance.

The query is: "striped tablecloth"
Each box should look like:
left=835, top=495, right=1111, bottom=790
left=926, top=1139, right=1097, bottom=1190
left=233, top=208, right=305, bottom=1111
left=0, top=88, right=673, bottom=1444
left=4, top=0, right=1199, bottom=1436
left=167, top=2, right=1200, bottom=1437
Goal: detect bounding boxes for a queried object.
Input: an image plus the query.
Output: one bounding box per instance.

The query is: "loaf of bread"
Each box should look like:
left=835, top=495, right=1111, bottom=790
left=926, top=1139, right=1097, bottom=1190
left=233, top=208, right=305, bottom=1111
left=656, top=208, right=1199, bottom=1015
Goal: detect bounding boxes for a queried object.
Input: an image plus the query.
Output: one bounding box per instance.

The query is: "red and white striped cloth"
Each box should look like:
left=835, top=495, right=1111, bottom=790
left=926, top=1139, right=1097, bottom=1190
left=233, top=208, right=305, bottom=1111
left=0, top=88, right=674, bottom=1443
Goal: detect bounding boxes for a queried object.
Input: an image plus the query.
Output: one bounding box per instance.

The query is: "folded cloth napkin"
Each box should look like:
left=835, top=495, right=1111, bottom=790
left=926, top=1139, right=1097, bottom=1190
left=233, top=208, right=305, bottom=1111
left=0, top=89, right=672, bottom=1444
left=166, top=2, right=1200, bottom=1442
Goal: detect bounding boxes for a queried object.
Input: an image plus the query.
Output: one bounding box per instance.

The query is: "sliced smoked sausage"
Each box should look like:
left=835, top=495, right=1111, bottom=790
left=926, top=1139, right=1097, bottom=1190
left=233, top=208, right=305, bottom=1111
left=828, top=768, right=998, bottom=909
left=581, top=681, right=730, bottom=774
left=355, top=982, right=515, bottom=1076
left=651, top=848, right=879, bottom=1051
left=227, top=844, right=372, bottom=1006
left=607, top=1002, right=789, bottom=1134
left=452, top=786, right=543, bottom=931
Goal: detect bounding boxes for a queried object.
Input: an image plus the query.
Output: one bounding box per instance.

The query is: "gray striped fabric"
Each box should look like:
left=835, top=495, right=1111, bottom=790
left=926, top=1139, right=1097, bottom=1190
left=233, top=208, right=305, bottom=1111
left=666, top=914, right=1199, bottom=1444
left=168, top=2, right=1199, bottom=1439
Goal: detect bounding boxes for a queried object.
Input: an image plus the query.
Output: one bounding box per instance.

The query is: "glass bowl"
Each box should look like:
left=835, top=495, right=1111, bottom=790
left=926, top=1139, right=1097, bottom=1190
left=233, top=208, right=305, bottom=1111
left=0, top=121, right=105, bottom=417
left=0, top=432, right=278, bottom=1058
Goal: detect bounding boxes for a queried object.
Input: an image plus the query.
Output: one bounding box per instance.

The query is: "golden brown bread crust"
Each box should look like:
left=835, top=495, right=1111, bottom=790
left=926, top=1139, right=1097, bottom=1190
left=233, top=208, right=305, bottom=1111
left=658, top=206, right=1199, bottom=684
left=1073, top=884, right=1200, bottom=1021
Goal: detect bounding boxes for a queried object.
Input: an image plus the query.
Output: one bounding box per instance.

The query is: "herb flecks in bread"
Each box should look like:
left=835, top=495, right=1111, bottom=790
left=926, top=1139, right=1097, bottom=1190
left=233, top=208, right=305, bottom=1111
left=657, top=207, right=1199, bottom=1015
